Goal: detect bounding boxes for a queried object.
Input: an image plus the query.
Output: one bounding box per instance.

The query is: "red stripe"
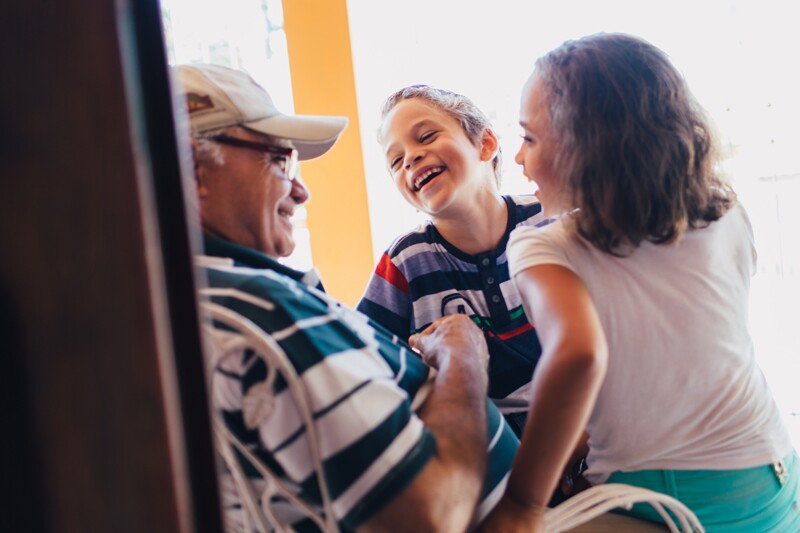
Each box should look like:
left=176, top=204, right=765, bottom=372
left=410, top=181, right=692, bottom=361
left=496, top=322, right=534, bottom=341
left=375, top=254, right=410, bottom=294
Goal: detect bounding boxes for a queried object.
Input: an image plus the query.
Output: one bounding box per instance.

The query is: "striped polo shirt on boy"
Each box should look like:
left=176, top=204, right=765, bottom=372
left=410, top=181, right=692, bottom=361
left=198, top=234, right=518, bottom=531
left=358, top=195, right=548, bottom=416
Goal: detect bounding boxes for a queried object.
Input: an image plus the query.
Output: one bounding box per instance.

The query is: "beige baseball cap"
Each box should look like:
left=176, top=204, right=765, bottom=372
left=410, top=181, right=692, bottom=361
left=172, top=63, right=348, bottom=161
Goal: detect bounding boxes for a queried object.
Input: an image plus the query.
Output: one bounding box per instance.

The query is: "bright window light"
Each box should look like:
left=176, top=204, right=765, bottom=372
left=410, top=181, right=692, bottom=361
left=347, top=0, right=800, bottom=446
left=162, top=0, right=799, bottom=445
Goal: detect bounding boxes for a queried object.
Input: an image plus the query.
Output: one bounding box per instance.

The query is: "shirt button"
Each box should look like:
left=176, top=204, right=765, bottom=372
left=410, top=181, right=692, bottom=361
left=481, top=258, right=490, bottom=266
left=487, top=276, right=495, bottom=285
left=491, top=294, right=501, bottom=303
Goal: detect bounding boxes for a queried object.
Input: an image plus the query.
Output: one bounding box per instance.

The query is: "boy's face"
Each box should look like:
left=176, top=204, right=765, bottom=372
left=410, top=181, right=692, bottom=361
left=516, top=74, right=562, bottom=217
left=380, top=98, right=496, bottom=219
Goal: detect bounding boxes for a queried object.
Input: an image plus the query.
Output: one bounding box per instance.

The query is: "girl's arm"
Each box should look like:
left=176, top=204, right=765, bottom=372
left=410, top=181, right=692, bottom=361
left=481, top=264, right=607, bottom=532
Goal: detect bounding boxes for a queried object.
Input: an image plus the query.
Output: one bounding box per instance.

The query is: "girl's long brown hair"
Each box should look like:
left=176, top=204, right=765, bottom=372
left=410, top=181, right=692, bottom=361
left=536, top=33, right=735, bottom=254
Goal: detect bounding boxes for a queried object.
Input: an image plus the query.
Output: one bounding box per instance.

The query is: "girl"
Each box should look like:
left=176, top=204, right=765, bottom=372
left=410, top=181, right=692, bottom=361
left=357, top=85, right=549, bottom=437
left=485, top=33, right=799, bottom=532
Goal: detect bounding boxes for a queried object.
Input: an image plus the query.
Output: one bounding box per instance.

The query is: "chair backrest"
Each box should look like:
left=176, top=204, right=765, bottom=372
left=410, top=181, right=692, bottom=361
left=200, top=301, right=703, bottom=533
left=545, top=483, right=705, bottom=532
left=200, top=299, right=339, bottom=532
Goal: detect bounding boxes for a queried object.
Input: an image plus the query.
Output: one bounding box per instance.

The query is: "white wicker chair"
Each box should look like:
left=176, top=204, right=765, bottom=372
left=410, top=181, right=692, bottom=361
left=544, top=483, right=704, bottom=532
left=200, top=299, right=703, bottom=533
left=201, top=300, right=339, bottom=533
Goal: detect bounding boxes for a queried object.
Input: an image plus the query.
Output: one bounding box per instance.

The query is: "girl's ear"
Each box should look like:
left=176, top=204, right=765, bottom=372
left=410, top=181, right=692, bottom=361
left=479, top=128, right=499, bottom=162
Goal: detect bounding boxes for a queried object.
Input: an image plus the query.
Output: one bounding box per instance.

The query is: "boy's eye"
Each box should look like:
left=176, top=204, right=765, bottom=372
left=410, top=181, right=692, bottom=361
left=420, top=131, right=436, bottom=143
left=390, top=155, right=402, bottom=169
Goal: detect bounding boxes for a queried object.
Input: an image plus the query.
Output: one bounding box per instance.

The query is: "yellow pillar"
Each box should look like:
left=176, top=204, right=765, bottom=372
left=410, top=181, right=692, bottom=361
left=282, top=0, right=373, bottom=308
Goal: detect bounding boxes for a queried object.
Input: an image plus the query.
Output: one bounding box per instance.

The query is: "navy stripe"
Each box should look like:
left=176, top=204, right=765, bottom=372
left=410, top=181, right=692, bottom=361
left=230, top=445, right=286, bottom=480
left=341, top=429, right=437, bottom=529
left=495, top=260, right=511, bottom=279
left=485, top=335, right=539, bottom=397
left=515, top=197, right=543, bottom=220
left=408, top=269, right=487, bottom=295
left=272, top=379, right=372, bottom=454
left=483, top=401, right=519, bottom=496
left=356, top=299, right=410, bottom=340
left=317, top=379, right=371, bottom=419
left=325, top=403, right=415, bottom=498
left=386, top=226, right=436, bottom=255
left=239, top=354, right=290, bottom=395
left=386, top=349, right=431, bottom=397
left=222, top=410, right=259, bottom=445
left=215, top=366, right=243, bottom=381
left=278, top=321, right=368, bottom=374
left=292, top=517, right=324, bottom=533
left=241, top=351, right=268, bottom=394
left=271, top=423, right=305, bottom=456
left=297, top=401, right=418, bottom=501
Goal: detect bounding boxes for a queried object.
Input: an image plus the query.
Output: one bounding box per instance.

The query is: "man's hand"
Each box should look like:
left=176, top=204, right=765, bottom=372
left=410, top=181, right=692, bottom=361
left=409, top=314, right=490, bottom=372
left=360, top=314, right=492, bottom=532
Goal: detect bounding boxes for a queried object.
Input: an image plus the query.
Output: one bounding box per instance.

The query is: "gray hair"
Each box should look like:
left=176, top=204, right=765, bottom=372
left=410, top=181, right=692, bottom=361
left=192, top=126, right=284, bottom=168
left=193, top=127, right=232, bottom=167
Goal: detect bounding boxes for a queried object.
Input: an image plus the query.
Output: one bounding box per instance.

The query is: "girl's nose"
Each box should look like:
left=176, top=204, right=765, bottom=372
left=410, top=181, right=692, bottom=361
left=514, top=144, right=525, bottom=166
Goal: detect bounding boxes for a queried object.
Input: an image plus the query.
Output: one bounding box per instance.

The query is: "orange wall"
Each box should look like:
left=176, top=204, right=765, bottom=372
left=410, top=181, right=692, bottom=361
left=282, top=0, right=374, bottom=308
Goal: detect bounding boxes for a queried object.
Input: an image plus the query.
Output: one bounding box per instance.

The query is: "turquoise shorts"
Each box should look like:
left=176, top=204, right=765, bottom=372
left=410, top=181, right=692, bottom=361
left=606, top=451, right=800, bottom=532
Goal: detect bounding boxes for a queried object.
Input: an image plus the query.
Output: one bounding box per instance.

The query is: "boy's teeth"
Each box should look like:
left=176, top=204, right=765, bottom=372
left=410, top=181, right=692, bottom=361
left=415, top=167, right=443, bottom=189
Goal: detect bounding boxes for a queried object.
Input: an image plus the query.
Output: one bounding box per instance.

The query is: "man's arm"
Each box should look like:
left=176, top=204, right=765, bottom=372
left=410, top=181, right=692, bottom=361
left=359, top=314, right=490, bottom=532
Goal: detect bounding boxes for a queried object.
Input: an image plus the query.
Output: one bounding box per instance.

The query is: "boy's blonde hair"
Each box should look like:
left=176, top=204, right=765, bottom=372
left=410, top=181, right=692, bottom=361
left=380, top=85, right=503, bottom=186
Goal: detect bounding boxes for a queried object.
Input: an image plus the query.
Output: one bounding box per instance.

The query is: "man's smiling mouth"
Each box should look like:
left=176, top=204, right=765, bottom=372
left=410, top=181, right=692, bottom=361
left=414, top=166, right=445, bottom=191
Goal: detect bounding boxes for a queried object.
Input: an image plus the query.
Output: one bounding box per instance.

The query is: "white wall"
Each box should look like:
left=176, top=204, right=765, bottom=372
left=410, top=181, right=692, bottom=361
left=347, top=0, right=800, bottom=444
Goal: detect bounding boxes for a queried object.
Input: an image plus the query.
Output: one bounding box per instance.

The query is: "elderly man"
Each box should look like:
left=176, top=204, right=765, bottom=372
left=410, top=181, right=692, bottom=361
left=172, top=63, right=518, bottom=532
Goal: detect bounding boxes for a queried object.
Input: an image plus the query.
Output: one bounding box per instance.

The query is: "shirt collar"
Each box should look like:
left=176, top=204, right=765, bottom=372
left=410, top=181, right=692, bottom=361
left=200, top=233, right=323, bottom=290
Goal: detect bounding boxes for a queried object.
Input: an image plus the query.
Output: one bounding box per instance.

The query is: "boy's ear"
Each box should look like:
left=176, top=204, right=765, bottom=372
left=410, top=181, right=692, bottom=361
left=479, top=128, right=499, bottom=162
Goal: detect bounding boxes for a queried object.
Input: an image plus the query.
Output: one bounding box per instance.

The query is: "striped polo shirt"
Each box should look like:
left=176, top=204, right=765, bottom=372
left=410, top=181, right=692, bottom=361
left=357, top=195, right=548, bottom=411
left=199, top=234, right=518, bottom=531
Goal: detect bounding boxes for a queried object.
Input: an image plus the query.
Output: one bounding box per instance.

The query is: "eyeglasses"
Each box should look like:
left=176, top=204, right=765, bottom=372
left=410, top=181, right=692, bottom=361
left=210, top=134, right=298, bottom=179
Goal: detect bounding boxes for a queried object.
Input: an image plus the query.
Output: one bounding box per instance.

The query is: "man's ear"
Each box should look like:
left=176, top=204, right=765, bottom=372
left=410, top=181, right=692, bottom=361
left=190, top=138, right=210, bottom=198
left=479, top=128, right=499, bottom=162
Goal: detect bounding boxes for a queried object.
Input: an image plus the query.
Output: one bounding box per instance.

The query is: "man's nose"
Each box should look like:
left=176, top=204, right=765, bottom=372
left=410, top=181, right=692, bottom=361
left=291, top=176, right=310, bottom=205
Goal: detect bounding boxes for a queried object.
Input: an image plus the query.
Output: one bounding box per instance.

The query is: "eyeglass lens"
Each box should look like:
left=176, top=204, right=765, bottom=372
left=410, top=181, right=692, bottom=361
left=210, top=135, right=298, bottom=179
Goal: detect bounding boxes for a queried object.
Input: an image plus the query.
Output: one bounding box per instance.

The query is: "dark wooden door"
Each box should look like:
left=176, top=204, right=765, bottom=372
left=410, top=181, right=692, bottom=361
left=0, top=0, right=222, bottom=531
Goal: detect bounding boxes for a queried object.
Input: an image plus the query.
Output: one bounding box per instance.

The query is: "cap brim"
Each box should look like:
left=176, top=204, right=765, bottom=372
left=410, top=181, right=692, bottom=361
left=244, top=113, right=348, bottom=161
